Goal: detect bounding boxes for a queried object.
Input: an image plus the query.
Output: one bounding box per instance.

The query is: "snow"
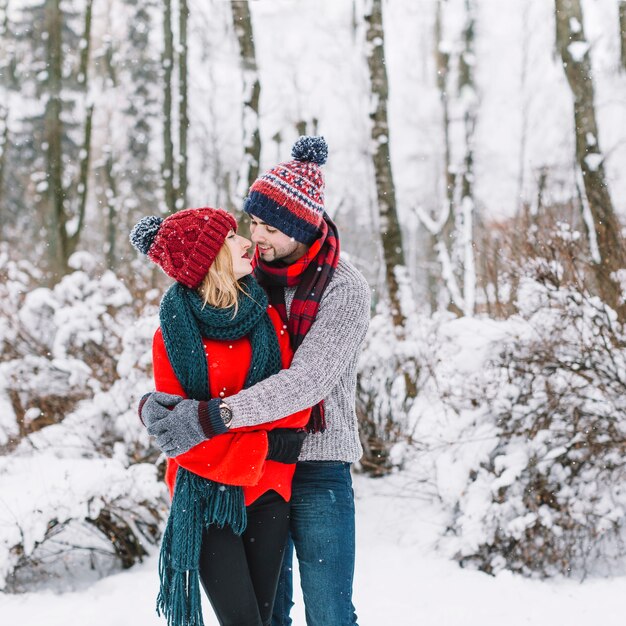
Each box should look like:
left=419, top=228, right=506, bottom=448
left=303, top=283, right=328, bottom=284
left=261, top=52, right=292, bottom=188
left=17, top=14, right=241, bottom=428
left=569, top=17, right=582, bottom=34
left=0, top=256, right=625, bottom=616
left=3, top=0, right=626, bottom=620
left=584, top=152, right=603, bottom=171
left=1, top=474, right=625, bottom=626
left=568, top=40, right=590, bottom=62
left=577, top=167, right=601, bottom=263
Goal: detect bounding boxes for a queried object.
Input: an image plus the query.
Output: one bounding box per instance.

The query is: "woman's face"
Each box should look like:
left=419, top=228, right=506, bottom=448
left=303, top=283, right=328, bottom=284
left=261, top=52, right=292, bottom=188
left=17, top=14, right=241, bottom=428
left=225, top=229, right=253, bottom=279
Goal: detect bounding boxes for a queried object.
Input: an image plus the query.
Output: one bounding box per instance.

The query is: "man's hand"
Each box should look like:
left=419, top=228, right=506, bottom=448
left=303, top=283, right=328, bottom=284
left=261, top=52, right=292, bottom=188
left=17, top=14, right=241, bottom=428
left=266, top=429, right=307, bottom=464
left=138, top=392, right=228, bottom=457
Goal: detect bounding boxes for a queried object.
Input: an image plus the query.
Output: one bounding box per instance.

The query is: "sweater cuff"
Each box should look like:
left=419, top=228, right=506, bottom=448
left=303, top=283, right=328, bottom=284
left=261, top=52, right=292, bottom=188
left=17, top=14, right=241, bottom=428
left=137, top=392, right=152, bottom=426
left=198, top=398, right=229, bottom=438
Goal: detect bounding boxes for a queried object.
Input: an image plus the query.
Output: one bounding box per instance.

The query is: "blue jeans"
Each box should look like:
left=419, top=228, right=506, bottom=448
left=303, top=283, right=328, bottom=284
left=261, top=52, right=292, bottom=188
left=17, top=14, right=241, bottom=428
left=272, top=461, right=358, bottom=626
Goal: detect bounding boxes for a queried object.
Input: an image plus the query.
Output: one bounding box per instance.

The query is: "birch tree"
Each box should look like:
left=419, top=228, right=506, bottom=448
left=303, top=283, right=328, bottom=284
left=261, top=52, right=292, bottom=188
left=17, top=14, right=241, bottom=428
left=417, top=0, right=477, bottom=317
left=364, top=0, right=407, bottom=330
left=555, top=0, right=626, bottom=319
left=619, top=0, right=626, bottom=70
left=68, top=0, right=94, bottom=260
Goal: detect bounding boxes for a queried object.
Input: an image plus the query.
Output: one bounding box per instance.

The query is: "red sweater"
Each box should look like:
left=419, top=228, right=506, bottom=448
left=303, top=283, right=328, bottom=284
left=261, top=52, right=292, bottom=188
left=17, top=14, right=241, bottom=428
left=153, top=305, right=311, bottom=506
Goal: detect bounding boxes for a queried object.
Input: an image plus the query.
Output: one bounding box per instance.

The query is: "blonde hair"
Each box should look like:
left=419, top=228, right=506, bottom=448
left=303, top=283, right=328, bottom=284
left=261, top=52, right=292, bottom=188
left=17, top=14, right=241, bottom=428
left=198, top=244, right=247, bottom=313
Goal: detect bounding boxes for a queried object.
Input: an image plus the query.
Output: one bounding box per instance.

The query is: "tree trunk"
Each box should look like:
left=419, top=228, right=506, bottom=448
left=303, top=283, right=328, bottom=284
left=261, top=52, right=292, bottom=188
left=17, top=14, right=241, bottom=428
left=77, top=0, right=92, bottom=87
left=0, top=106, right=7, bottom=238
left=555, top=0, right=626, bottom=319
left=162, top=0, right=175, bottom=214
left=68, top=104, right=93, bottom=258
left=68, top=1, right=94, bottom=257
left=364, top=0, right=407, bottom=330
left=420, top=0, right=477, bottom=317
left=104, top=151, right=118, bottom=270
left=619, top=0, right=626, bottom=70
left=435, top=0, right=455, bottom=243
left=432, top=0, right=459, bottom=314
left=178, top=0, right=188, bottom=208
left=44, top=0, right=67, bottom=278
left=231, top=0, right=261, bottom=236
left=0, top=1, right=9, bottom=223
left=458, top=0, right=477, bottom=316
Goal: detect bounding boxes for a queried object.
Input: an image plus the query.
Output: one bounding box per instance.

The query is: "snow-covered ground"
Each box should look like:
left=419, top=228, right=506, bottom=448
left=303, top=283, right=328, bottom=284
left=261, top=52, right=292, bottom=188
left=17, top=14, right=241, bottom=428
left=1, top=472, right=623, bottom=626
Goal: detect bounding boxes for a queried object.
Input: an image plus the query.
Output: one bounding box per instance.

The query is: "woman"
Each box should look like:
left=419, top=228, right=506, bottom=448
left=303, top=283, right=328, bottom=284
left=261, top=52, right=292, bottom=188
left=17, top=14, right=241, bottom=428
left=130, top=207, right=310, bottom=626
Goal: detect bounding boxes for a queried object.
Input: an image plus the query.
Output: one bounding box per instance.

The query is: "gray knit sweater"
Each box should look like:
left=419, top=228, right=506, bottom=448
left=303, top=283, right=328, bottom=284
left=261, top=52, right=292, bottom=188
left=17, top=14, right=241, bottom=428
left=228, top=257, right=371, bottom=462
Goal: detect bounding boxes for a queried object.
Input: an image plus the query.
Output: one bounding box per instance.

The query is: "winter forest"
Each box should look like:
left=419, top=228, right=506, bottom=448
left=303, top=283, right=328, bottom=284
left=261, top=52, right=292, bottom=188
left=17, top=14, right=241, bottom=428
left=1, top=0, right=626, bottom=623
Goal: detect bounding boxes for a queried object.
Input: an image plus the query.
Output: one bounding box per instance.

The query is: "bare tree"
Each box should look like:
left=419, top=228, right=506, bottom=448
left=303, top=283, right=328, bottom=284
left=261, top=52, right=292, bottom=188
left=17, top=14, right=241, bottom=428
left=162, top=0, right=188, bottom=214
left=41, top=0, right=93, bottom=276
left=67, top=0, right=94, bottom=259
left=42, top=0, right=67, bottom=277
left=418, top=0, right=477, bottom=317
left=0, top=106, right=7, bottom=217
left=555, top=0, right=626, bottom=319
left=162, top=0, right=175, bottom=214
left=619, top=0, right=626, bottom=70
left=364, top=0, right=407, bottom=330
left=231, top=0, right=261, bottom=236
left=178, top=0, right=189, bottom=208
left=0, top=1, right=9, bottom=225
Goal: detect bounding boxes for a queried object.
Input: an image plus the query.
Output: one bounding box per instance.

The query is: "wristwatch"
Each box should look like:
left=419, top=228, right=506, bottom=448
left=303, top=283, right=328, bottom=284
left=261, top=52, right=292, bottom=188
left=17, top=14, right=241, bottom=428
left=219, top=401, right=233, bottom=428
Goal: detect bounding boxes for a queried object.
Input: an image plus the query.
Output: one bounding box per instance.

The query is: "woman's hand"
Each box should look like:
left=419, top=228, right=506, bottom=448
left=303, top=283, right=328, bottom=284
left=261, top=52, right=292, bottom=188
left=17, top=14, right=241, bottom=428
left=139, top=392, right=228, bottom=456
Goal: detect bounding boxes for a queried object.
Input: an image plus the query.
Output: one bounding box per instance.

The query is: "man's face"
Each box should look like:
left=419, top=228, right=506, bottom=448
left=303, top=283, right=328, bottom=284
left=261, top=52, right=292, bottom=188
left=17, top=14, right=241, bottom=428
left=248, top=214, right=307, bottom=264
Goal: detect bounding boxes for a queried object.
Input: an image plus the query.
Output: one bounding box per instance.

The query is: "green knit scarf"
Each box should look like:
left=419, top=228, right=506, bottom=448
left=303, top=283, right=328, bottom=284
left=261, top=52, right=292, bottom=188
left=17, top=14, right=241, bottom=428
left=156, top=275, right=282, bottom=626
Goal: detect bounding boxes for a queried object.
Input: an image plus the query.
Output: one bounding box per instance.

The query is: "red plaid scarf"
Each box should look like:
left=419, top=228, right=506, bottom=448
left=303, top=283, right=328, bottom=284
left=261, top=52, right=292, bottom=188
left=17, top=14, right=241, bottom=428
left=252, top=213, right=340, bottom=433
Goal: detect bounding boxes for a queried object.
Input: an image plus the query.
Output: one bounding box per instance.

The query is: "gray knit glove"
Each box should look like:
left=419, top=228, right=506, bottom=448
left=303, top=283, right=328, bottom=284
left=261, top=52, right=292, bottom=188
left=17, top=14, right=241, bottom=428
left=139, top=392, right=228, bottom=457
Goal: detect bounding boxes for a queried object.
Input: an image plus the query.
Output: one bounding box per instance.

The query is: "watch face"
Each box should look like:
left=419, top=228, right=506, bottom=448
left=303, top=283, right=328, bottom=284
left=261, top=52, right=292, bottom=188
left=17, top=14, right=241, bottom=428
left=220, top=406, right=232, bottom=425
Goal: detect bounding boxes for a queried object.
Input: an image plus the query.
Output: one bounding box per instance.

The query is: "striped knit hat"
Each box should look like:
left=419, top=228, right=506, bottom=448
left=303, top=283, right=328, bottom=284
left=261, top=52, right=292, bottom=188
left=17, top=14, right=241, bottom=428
left=244, top=136, right=328, bottom=244
left=129, top=207, right=237, bottom=289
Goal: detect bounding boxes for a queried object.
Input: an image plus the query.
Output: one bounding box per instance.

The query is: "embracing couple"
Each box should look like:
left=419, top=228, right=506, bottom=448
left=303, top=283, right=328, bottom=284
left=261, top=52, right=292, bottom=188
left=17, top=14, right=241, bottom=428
left=131, top=136, right=370, bottom=626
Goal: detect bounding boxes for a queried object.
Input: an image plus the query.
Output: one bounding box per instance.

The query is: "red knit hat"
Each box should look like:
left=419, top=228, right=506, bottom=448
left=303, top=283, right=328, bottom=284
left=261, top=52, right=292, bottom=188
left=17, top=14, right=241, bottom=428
left=130, top=207, right=237, bottom=289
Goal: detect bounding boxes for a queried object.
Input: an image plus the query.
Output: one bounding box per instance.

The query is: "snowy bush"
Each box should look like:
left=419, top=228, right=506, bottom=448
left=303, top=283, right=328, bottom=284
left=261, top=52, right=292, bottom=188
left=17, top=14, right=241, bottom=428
left=0, top=250, right=168, bottom=591
left=448, top=259, right=626, bottom=578
left=356, top=301, right=430, bottom=475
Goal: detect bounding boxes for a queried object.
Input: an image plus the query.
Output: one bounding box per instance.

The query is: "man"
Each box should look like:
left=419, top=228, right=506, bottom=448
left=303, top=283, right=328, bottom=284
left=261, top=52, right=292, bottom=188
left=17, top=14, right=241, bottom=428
left=141, top=136, right=370, bottom=626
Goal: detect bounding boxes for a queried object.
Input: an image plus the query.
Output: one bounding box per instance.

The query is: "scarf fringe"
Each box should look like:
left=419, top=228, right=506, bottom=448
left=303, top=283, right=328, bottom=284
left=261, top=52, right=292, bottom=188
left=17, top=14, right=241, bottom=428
left=157, top=469, right=247, bottom=626
left=306, top=403, right=327, bottom=434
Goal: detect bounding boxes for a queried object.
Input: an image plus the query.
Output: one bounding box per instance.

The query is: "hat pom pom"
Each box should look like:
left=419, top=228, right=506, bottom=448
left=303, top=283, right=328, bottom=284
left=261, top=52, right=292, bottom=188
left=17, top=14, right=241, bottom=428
left=130, top=215, right=163, bottom=254
left=291, top=135, right=328, bottom=165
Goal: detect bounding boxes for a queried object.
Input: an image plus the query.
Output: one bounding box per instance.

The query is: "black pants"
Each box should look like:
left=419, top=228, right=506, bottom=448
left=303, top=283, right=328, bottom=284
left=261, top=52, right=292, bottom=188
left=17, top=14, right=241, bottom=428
left=199, top=489, right=290, bottom=626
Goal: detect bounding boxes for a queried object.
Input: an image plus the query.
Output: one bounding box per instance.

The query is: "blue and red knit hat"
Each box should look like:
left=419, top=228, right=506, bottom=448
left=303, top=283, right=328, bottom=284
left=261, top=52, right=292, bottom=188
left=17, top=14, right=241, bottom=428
left=244, top=136, right=328, bottom=244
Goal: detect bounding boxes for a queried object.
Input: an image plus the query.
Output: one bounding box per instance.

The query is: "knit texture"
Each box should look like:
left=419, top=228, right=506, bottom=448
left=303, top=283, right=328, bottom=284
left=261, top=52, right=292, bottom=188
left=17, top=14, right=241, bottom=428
left=157, top=276, right=282, bottom=626
left=130, top=207, right=236, bottom=289
left=227, top=258, right=371, bottom=462
left=153, top=305, right=312, bottom=506
left=253, top=213, right=340, bottom=433
left=157, top=471, right=246, bottom=626
left=159, top=276, right=281, bottom=400
left=244, top=136, right=327, bottom=244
